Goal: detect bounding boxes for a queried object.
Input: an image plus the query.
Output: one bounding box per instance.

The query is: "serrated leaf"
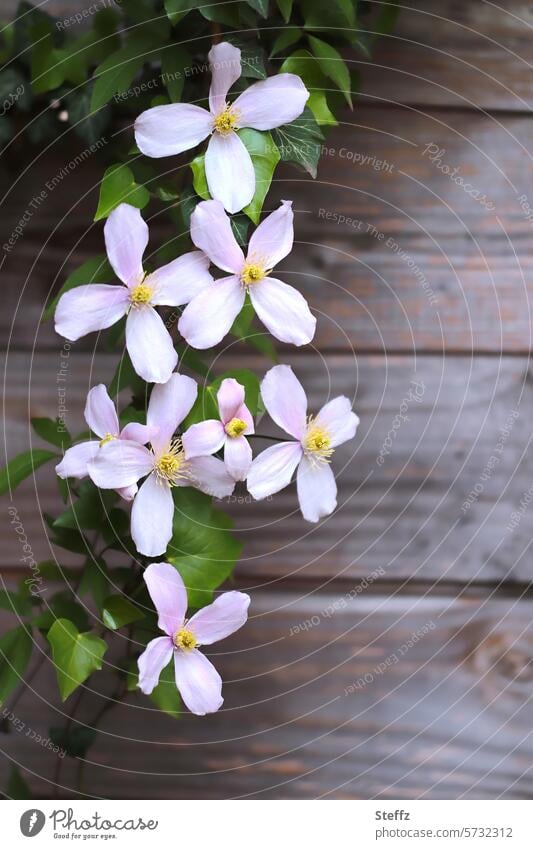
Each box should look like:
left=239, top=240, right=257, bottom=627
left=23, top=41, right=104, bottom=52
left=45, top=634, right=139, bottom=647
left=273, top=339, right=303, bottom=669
left=31, top=417, right=71, bottom=449
left=102, top=596, right=144, bottom=630
left=94, top=163, right=150, bottom=221
left=44, top=255, right=112, bottom=321
left=272, top=107, right=323, bottom=177
left=308, top=35, right=352, bottom=106
left=0, top=450, right=57, bottom=496
left=0, top=626, right=33, bottom=705
left=47, top=618, right=107, bottom=701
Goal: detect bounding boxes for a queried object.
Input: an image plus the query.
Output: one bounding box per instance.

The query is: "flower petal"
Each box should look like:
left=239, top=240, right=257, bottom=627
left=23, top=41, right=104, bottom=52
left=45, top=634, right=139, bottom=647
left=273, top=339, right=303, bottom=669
left=224, top=435, right=252, bottom=481
left=188, top=590, right=250, bottom=645
left=296, top=454, right=337, bottom=522
left=190, top=199, right=244, bottom=273
left=208, top=42, right=242, bottom=114
left=104, top=203, right=148, bottom=286
left=147, top=373, right=198, bottom=455
left=134, top=104, right=212, bottom=158
left=316, top=396, right=360, bottom=448
left=247, top=200, right=293, bottom=269
left=117, top=483, right=137, bottom=501
left=182, top=420, right=226, bottom=459
left=137, top=636, right=173, bottom=695
left=233, top=73, right=309, bottom=130
left=186, top=455, right=235, bottom=499
left=247, top=441, right=302, bottom=500
left=88, top=440, right=153, bottom=489
left=120, top=422, right=158, bottom=445
left=84, top=384, right=119, bottom=439
left=217, top=377, right=244, bottom=424
left=259, top=364, right=307, bottom=439
left=173, top=649, right=223, bottom=715
left=249, top=276, right=315, bottom=346
left=178, top=276, right=244, bottom=350
left=126, top=307, right=178, bottom=384
left=205, top=132, right=255, bottom=214
left=56, top=441, right=98, bottom=480
left=54, top=284, right=129, bottom=341
left=131, top=473, right=174, bottom=557
left=143, top=561, right=187, bottom=636
left=149, top=251, right=213, bottom=307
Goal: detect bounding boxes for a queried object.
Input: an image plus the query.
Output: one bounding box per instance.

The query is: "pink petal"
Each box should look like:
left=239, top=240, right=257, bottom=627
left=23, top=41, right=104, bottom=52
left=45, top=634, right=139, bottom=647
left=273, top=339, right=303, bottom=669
left=247, top=200, right=293, bottom=269
left=134, top=104, right=212, bottom=158
left=190, top=200, right=244, bottom=273
left=143, top=561, right=187, bottom=636
left=120, top=422, right=158, bottom=445
left=188, top=590, right=250, bottom=645
left=235, top=404, right=254, bottom=434
left=182, top=420, right=226, bottom=459
left=296, top=454, right=337, bottom=522
left=205, top=132, right=255, bottom=214
left=84, top=384, right=119, bottom=439
left=56, top=441, right=98, bottom=480
left=125, top=307, right=178, bottom=384
left=233, top=73, right=309, bottom=130
left=247, top=441, right=302, bottom=500
left=149, top=251, right=213, bottom=307
left=147, top=373, right=198, bottom=456
left=260, top=364, right=307, bottom=439
left=249, top=276, right=315, bottom=346
left=88, top=440, right=153, bottom=489
left=173, top=649, right=223, bottom=715
left=137, top=636, right=173, bottom=695
left=217, top=377, right=244, bottom=424
left=131, top=473, right=174, bottom=557
left=208, top=42, right=242, bottom=114
left=117, top=483, right=137, bottom=501
left=316, top=396, right=360, bottom=448
left=185, top=455, right=235, bottom=499
left=178, top=276, right=245, bottom=350
left=224, top=435, right=252, bottom=481
left=104, top=203, right=148, bottom=286
left=54, top=284, right=129, bottom=341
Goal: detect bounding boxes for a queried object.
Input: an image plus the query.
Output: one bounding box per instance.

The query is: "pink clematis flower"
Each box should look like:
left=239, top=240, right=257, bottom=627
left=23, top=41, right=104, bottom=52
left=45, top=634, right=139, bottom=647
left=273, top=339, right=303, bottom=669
left=247, top=365, right=360, bottom=522
left=55, top=384, right=155, bottom=501
left=178, top=199, right=316, bottom=349
left=138, top=562, right=250, bottom=715
left=134, top=41, right=308, bottom=213
left=87, top=374, right=235, bottom=557
left=182, top=378, right=254, bottom=481
left=54, top=203, right=213, bottom=384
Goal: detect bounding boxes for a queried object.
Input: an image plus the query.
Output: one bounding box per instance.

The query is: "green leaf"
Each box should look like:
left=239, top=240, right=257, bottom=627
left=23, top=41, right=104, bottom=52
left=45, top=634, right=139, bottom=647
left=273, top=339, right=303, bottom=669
left=161, top=45, right=188, bottom=101
left=272, top=107, right=324, bottom=177
left=65, top=85, right=111, bottom=147
left=31, top=417, right=71, bottom=449
left=280, top=49, right=337, bottom=126
left=94, top=163, right=150, bottom=221
left=239, top=129, right=280, bottom=224
left=0, top=626, right=33, bottom=705
left=246, top=0, right=268, bottom=16
left=227, top=39, right=267, bottom=80
left=276, top=0, right=293, bottom=22
left=270, top=28, right=302, bottom=57
left=44, top=255, right=112, bottom=321
left=109, top=350, right=146, bottom=398
left=0, top=67, right=31, bottom=111
left=231, top=213, right=250, bottom=246
left=54, top=481, right=118, bottom=532
left=200, top=2, right=242, bottom=26
left=91, top=41, right=147, bottom=111
left=190, top=154, right=209, bottom=200
left=148, top=662, right=182, bottom=718
left=78, top=557, right=110, bottom=611
left=33, top=592, right=89, bottom=633
left=308, top=35, right=352, bottom=106
left=0, top=450, right=57, bottom=496
left=47, top=618, right=107, bottom=701
left=0, top=588, right=32, bottom=618
left=102, top=596, right=144, bottom=630
left=50, top=726, right=96, bottom=758
left=164, top=0, right=196, bottom=24
left=46, top=514, right=90, bottom=556
left=230, top=295, right=254, bottom=339
left=301, top=0, right=355, bottom=31
left=6, top=765, right=32, bottom=799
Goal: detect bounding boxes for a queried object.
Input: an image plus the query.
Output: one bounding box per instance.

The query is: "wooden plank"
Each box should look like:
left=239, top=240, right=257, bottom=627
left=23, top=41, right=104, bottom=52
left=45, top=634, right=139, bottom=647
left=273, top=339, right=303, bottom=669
left=2, top=350, right=532, bottom=585
left=2, top=590, right=533, bottom=799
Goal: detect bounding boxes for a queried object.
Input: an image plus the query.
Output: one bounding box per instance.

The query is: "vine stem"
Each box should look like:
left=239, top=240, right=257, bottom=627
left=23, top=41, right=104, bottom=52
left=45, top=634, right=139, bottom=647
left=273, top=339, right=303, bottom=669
left=248, top=434, right=288, bottom=442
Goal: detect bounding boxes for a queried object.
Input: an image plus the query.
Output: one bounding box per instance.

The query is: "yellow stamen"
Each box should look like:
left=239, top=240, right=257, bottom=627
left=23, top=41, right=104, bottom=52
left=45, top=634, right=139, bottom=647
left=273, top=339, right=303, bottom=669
left=213, top=105, right=240, bottom=136
left=241, top=262, right=266, bottom=286
left=130, top=283, right=153, bottom=306
left=173, top=628, right=197, bottom=651
left=154, top=439, right=188, bottom=486
left=303, top=417, right=334, bottom=464
left=225, top=417, right=247, bottom=438
left=99, top=433, right=116, bottom=447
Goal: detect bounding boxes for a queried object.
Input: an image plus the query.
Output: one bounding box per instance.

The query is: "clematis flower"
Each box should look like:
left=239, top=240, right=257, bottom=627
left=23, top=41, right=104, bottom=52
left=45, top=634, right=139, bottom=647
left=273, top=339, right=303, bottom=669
left=134, top=41, right=308, bottom=213
left=88, top=374, right=235, bottom=557
left=178, top=199, right=316, bottom=349
left=247, top=365, right=360, bottom=522
left=182, top=378, right=254, bottom=481
left=55, top=384, right=155, bottom=501
left=138, top=562, right=250, bottom=715
left=54, top=203, right=213, bottom=384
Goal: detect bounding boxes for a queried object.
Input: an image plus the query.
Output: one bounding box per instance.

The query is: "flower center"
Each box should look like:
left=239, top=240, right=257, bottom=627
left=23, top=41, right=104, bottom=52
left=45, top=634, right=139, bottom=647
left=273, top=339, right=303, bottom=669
left=225, top=417, right=247, bottom=438
left=241, top=262, right=266, bottom=286
left=99, top=433, right=116, bottom=447
left=213, top=105, right=240, bottom=136
left=154, top=439, right=188, bottom=485
left=303, top=417, right=334, bottom=464
left=173, top=628, right=197, bottom=651
left=130, top=283, right=153, bottom=306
